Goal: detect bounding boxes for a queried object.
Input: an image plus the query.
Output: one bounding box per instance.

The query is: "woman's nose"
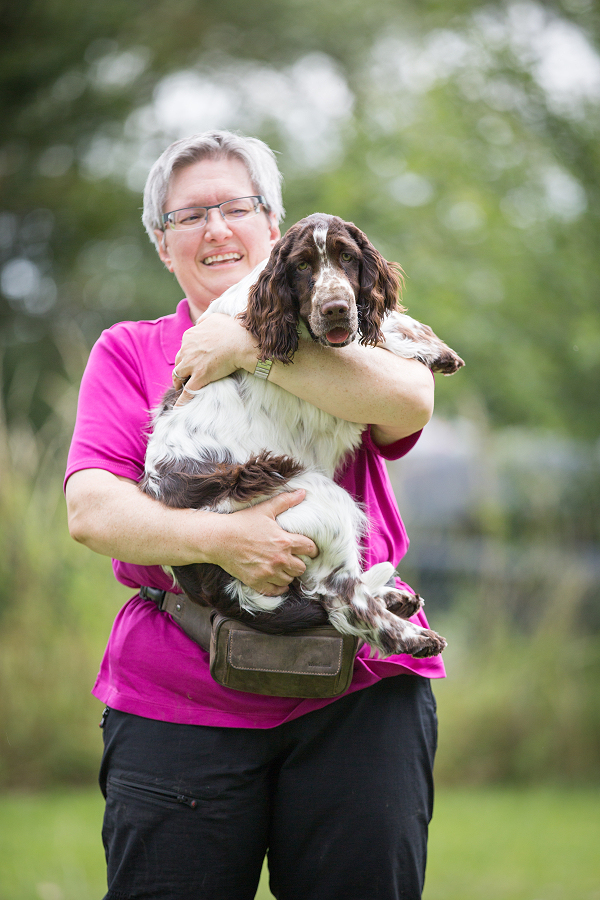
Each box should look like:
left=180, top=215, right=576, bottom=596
left=204, top=208, right=233, bottom=240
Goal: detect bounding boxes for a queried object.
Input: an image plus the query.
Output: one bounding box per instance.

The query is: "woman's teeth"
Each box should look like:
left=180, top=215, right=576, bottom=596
left=202, top=253, right=242, bottom=266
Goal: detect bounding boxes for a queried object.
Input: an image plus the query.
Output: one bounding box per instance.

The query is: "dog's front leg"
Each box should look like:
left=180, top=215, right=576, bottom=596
left=380, top=311, right=464, bottom=374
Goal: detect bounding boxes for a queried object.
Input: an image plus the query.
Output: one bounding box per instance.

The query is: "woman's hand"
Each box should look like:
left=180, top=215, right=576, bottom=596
left=204, top=490, right=319, bottom=596
left=173, top=313, right=257, bottom=406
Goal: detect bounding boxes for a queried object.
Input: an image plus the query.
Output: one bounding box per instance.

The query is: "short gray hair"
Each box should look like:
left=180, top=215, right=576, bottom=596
left=142, top=130, right=285, bottom=251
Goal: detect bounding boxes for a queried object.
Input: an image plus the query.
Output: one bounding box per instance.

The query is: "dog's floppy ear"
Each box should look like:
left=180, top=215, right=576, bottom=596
left=240, top=228, right=301, bottom=364
left=345, top=223, right=405, bottom=346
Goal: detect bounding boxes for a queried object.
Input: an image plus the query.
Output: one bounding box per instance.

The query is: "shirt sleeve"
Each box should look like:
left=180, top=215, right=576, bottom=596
left=361, top=425, right=422, bottom=461
left=64, top=325, right=153, bottom=489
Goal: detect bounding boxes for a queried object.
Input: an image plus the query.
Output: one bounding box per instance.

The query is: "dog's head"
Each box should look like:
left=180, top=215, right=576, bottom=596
left=241, top=214, right=404, bottom=363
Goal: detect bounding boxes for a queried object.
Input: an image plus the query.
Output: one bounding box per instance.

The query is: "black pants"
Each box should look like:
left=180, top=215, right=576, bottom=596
left=99, top=676, right=438, bottom=900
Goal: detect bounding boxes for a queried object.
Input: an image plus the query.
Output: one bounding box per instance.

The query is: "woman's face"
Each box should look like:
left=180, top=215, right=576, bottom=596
left=156, top=155, right=281, bottom=319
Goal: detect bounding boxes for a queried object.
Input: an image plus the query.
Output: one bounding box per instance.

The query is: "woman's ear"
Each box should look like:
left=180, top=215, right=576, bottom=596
left=155, top=230, right=174, bottom=272
left=267, top=213, right=281, bottom=249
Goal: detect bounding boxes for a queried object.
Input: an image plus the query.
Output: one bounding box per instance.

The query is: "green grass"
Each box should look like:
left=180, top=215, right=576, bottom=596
left=1, top=787, right=599, bottom=900
left=0, top=790, right=105, bottom=900
left=423, top=787, right=600, bottom=900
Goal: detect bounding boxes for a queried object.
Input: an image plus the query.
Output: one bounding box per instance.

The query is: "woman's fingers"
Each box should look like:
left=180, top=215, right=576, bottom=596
left=206, top=490, right=319, bottom=594
left=172, top=314, right=248, bottom=405
left=261, top=491, right=319, bottom=560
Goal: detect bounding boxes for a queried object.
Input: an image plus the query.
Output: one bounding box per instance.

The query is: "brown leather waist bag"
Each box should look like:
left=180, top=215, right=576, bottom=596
left=140, top=587, right=359, bottom=699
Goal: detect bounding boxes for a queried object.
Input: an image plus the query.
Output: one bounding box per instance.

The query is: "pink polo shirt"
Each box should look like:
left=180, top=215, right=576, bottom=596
left=65, top=299, right=445, bottom=728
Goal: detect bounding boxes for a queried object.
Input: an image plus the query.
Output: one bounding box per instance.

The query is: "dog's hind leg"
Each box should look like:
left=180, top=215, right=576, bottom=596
left=383, top=589, right=423, bottom=619
left=360, top=562, right=424, bottom=618
left=318, top=569, right=446, bottom=658
left=270, top=474, right=446, bottom=656
left=142, top=451, right=307, bottom=617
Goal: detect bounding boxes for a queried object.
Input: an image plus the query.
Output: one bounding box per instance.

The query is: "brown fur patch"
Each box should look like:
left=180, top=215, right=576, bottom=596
left=141, top=452, right=304, bottom=509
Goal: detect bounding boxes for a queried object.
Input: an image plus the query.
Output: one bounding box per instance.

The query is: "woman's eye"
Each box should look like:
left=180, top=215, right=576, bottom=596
left=297, top=261, right=309, bottom=271
left=341, top=252, right=353, bottom=262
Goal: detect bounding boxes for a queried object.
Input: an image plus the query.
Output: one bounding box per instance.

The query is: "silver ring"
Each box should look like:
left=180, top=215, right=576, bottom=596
left=172, top=367, right=186, bottom=382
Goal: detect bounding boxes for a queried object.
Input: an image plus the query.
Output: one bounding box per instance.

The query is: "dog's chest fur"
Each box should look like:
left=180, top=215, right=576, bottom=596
left=144, top=370, right=365, bottom=492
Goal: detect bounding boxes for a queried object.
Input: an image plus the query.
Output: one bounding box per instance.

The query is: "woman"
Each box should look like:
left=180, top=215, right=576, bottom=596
left=65, top=130, right=444, bottom=900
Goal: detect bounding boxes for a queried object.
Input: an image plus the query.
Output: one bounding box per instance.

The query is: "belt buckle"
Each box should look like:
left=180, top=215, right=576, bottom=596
left=140, top=586, right=167, bottom=609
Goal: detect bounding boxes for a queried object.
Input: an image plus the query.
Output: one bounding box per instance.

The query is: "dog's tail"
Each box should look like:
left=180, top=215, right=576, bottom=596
left=142, top=451, right=305, bottom=510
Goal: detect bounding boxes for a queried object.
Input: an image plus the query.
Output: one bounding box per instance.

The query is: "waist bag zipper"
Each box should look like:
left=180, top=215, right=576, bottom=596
left=109, top=775, right=200, bottom=809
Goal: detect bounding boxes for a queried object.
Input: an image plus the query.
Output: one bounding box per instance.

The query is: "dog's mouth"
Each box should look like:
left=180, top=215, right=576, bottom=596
left=325, top=327, right=351, bottom=345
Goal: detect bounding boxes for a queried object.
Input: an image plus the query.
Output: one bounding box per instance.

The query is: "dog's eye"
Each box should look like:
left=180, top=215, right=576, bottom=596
left=340, top=252, right=354, bottom=262
left=297, top=261, right=309, bottom=271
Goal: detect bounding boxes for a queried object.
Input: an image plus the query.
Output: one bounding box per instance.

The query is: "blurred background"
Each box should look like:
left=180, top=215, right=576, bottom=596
left=1, top=0, right=599, bottom=896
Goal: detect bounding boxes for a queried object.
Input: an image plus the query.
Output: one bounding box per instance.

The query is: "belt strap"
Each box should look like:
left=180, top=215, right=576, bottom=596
left=141, top=569, right=402, bottom=655
left=140, top=587, right=213, bottom=651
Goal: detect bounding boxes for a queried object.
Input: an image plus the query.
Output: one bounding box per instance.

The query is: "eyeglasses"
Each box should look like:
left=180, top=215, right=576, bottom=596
left=162, top=196, right=266, bottom=231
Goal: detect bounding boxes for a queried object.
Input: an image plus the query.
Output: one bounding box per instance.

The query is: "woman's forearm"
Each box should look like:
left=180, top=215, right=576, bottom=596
left=175, top=314, right=434, bottom=443
left=65, top=468, right=317, bottom=595
left=66, top=469, right=217, bottom=565
left=248, top=339, right=434, bottom=442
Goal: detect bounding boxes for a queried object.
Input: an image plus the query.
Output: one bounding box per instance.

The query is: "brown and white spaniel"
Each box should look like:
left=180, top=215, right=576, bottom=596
left=141, top=214, right=463, bottom=657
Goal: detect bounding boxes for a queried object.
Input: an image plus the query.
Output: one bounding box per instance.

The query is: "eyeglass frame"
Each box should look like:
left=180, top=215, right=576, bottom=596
left=161, top=195, right=267, bottom=231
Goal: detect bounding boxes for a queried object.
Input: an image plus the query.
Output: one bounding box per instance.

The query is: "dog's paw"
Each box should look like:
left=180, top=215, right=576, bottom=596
left=375, top=622, right=447, bottom=658
left=407, top=629, right=447, bottom=658
left=381, top=588, right=423, bottom=620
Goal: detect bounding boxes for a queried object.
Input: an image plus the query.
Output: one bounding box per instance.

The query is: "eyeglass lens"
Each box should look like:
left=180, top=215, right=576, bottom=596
left=165, top=197, right=262, bottom=229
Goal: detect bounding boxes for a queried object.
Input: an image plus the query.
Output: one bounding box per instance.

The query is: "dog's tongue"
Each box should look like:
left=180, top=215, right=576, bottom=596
left=326, top=328, right=350, bottom=344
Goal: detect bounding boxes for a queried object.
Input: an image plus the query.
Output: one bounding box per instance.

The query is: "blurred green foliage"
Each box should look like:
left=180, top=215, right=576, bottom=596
left=0, top=454, right=129, bottom=787
left=2, top=0, right=600, bottom=435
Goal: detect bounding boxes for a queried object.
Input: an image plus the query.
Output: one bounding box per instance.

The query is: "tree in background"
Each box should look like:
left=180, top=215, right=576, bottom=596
left=1, top=0, right=599, bottom=446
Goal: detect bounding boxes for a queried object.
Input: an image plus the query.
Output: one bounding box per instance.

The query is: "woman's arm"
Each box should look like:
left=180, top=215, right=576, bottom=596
left=172, top=313, right=434, bottom=444
left=66, top=468, right=317, bottom=596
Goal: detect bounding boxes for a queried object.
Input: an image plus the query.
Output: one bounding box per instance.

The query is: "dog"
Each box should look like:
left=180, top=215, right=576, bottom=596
left=140, top=214, right=463, bottom=657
